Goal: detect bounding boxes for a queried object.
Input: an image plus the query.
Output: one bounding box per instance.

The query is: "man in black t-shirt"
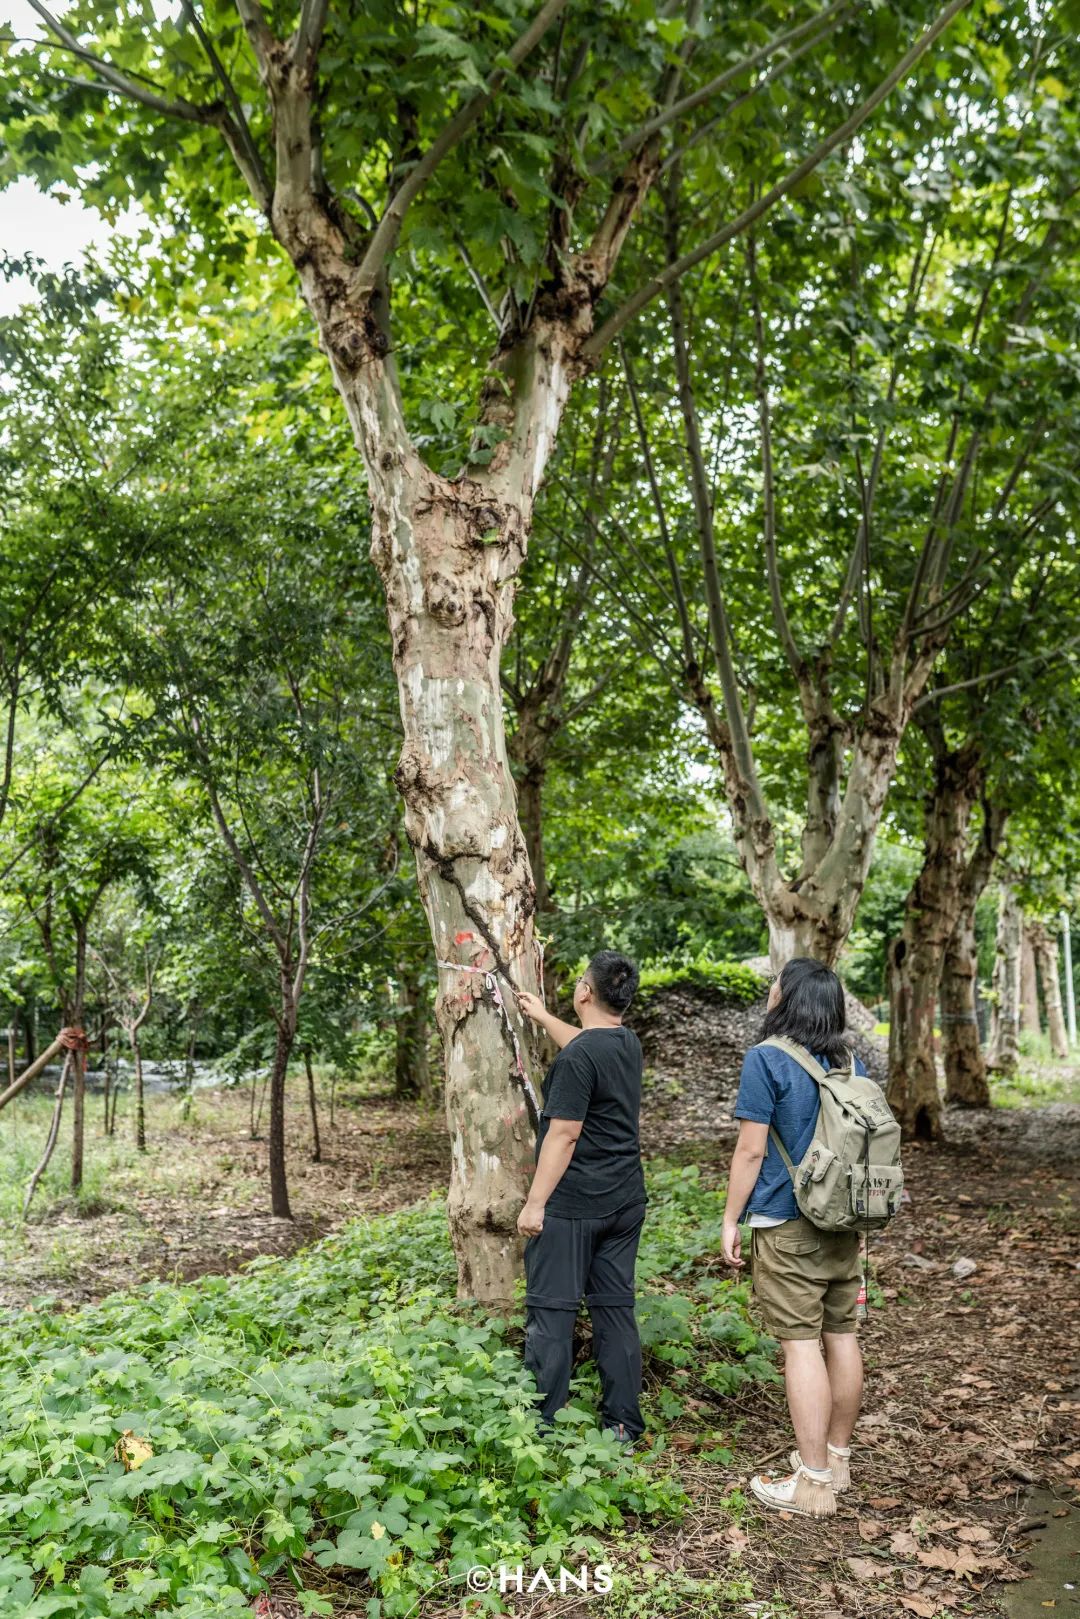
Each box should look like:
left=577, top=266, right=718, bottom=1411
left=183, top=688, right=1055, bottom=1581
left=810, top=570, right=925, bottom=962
left=516, top=950, right=647, bottom=1443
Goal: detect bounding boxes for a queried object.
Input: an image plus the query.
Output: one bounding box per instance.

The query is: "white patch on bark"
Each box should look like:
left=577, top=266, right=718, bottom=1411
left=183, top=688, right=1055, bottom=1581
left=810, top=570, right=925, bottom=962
left=490, top=826, right=507, bottom=849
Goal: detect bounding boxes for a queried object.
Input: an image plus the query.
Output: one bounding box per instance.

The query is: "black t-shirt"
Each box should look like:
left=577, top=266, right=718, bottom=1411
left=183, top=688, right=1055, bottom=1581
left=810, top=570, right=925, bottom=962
left=536, top=1025, right=647, bottom=1219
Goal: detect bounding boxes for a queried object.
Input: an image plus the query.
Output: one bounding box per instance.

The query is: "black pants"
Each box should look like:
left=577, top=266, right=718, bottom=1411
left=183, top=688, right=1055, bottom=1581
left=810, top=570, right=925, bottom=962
left=523, top=1199, right=647, bottom=1439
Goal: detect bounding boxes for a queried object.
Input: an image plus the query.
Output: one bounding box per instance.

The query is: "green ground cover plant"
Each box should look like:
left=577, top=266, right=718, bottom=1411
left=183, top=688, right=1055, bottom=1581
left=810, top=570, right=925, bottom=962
left=0, top=1167, right=773, bottom=1617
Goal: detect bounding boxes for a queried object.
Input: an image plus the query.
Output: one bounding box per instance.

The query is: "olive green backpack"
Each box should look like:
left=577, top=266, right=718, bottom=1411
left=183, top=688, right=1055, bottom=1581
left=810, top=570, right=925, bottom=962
left=760, top=1036, right=904, bottom=1232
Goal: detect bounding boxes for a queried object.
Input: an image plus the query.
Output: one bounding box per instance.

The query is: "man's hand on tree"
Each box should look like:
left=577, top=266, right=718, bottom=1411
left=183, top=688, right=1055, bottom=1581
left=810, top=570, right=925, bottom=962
left=516, top=991, right=546, bottom=1024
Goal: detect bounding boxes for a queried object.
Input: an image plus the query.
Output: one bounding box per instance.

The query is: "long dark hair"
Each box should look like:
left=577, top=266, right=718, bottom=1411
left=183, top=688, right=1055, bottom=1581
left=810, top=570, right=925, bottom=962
left=761, top=958, right=848, bottom=1066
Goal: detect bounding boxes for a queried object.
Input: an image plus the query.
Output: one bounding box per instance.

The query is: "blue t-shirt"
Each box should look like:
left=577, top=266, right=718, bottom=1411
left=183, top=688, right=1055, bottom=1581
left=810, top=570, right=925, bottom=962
left=733, top=1043, right=867, bottom=1221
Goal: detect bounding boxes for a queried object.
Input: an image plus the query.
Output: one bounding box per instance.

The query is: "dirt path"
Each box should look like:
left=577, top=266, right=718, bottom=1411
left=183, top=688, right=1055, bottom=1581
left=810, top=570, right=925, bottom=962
left=650, top=1107, right=1080, bottom=1619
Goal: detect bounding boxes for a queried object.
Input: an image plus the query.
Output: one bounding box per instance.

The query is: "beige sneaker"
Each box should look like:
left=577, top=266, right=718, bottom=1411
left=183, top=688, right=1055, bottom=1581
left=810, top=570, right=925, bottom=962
left=790, top=1442, right=851, bottom=1491
left=750, top=1464, right=836, bottom=1518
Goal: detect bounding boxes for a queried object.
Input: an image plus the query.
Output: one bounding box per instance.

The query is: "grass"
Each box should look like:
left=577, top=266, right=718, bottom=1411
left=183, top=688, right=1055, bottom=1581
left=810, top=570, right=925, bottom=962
left=988, top=1059, right=1080, bottom=1109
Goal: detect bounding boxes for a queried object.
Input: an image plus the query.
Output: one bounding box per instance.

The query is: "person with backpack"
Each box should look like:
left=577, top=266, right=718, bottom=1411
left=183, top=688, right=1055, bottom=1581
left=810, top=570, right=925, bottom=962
left=515, top=950, right=647, bottom=1446
left=722, top=958, right=903, bottom=1518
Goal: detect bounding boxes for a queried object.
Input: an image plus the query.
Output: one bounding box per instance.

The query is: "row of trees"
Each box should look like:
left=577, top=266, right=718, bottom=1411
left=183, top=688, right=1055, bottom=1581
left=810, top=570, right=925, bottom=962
left=3, top=0, right=1079, bottom=1297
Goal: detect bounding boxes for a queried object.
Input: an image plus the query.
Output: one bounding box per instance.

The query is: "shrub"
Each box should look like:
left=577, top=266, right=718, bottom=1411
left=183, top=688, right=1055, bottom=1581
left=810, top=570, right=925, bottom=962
left=636, top=953, right=765, bottom=1006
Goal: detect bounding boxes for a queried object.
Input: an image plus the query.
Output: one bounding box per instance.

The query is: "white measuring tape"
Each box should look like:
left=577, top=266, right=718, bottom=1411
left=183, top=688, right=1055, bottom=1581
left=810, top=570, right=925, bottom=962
left=435, top=953, right=542, bottom=1125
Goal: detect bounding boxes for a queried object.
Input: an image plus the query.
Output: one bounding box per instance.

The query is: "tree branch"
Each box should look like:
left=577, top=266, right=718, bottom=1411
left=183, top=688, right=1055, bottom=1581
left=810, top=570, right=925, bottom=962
left=582, top=0, right=972, bottom=358
left=356, top=0, right=569, bottom=291
left=604, top=0, right=852, bottom=164
left=28, top=0, right=223, bottom=122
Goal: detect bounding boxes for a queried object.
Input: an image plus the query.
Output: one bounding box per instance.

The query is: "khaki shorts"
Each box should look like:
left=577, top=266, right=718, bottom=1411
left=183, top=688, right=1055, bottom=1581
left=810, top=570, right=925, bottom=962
left=750, top=1216, right=861, bottom=1341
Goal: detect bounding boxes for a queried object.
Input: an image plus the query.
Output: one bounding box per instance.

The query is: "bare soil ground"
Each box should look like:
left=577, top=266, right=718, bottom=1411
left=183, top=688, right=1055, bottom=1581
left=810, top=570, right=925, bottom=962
left=0, top=1080, right=450, bottom=1311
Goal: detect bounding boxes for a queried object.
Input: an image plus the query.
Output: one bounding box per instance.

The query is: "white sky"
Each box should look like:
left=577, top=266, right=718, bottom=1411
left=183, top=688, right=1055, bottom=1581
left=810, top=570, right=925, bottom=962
left=0, top=0, right=150, bottom=316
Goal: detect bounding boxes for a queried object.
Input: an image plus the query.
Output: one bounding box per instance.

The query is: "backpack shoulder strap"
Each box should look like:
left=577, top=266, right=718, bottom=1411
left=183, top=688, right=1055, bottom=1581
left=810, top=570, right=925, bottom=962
left=756, top=1038, right=822, bottom=1186
left=759, top=1035, right=828, bottom=1082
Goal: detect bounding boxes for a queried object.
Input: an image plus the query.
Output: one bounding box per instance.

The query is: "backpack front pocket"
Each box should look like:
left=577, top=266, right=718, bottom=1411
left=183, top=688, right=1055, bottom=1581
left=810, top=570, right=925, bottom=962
left=849, top=1164, right=905, bottom=1223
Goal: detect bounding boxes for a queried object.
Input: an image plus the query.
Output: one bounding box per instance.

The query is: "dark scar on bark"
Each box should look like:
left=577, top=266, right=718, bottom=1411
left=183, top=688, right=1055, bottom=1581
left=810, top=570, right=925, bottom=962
left=422, top=838, right=540, bottom=1132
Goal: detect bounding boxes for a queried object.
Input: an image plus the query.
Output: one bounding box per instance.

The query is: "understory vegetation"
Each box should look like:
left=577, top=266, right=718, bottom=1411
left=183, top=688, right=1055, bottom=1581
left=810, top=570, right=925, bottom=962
left=0, top=1167, right=776, bottom=1619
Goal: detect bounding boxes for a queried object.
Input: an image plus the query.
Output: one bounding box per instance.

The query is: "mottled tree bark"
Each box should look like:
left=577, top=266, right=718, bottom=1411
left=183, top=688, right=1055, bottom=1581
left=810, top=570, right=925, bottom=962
left=1020, top=924, right=1041, bottom=1036
left=987, top=884, right=1021, bottom=1077
left=886, top=740, right=984, bottom=1139
left=1030, top=922, right=1069, bottom=1059
left=941, top=800, right=1006, bottom=1108
left=268, top=981, right=298, bottom=1221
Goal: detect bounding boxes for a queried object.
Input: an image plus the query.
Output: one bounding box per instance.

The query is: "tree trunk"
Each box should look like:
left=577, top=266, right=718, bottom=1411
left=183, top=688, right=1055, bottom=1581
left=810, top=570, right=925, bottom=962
left=987, top=884, right=1021, bottom=1077
left=941, top=895, right=989, bottom=1107
left=133, top=1030, right=146, bottom=1152
left=70, top=927, right=87, bottom=1192
left=365, top=462, right=545, bottom=1303
left=886, top=742, right=985, bottom=1140
left=269, top=995, right=296, bottom=1220
left=394, top=965, right=432, bottom=1102
left=22, top=1002, right=36, bottom=1066
left=1020, top=924, right=1041, bottom=1036
left=1031, top=923, right=1069, bottom=1059
left=304, top=1046, right=322, bottom=1162
left=941, top=798, right=1007, bottom=1108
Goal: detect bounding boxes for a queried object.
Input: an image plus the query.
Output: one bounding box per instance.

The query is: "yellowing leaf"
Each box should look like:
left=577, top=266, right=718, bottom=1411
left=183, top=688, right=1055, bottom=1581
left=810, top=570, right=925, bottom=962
left=114, top=1430, right=154, bottom=1471
left=370, top=1521, right=385, bottom=1541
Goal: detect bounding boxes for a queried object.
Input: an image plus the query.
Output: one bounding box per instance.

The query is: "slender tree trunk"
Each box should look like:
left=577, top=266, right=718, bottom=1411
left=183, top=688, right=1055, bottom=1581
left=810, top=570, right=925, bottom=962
left=304, top=1046, right=322, bottom=1162
left=269, top=991, right=296, bottom=1220
left=24, top=1052, right=72, bottom=1216
left=133, top=1031, right=146, bottom=1151
left=6, top=1025, right=14, bottom=1087
left=1031, top=923, right=1069, bottom=1059
left=987, top=884, right=1022, bottom=1077
left=108, top=1070, right=120, bottom=1135
left=1020, top=924, right=1041, bottom=1036
left=394, top=965, right=431, bottom=1102
left=22, top=1001, right=36, bottom=1066
left=70, top=926, right=87, bottom=1192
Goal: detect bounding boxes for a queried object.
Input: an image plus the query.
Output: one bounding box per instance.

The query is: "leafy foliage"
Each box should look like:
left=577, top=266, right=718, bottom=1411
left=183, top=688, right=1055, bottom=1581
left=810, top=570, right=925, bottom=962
left=0, top=1167, right=772, bottom=1617
left=637, top=956, right=765, bottom=1006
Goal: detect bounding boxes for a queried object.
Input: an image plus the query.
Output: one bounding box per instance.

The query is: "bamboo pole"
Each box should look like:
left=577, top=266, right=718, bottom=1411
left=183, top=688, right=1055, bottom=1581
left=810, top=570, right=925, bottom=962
left=0, top=1031, right=66, bottom=1112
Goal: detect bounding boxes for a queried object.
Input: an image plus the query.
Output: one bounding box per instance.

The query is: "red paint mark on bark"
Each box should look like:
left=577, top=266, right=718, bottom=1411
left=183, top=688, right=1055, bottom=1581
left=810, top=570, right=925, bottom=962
left=454, top=931, right=474, bottom=945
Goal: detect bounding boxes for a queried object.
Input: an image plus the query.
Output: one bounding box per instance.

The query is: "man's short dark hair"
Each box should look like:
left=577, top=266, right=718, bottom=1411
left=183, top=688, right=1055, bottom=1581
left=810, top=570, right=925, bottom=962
left=587, top=950, right=639, bottom=1014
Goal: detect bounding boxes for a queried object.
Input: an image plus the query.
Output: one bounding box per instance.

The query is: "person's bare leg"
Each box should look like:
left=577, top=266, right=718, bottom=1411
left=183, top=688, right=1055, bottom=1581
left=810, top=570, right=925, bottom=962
left=822, top=1331, right=862, bottom=1448
left=781, top=1339, right=831, bottom=1470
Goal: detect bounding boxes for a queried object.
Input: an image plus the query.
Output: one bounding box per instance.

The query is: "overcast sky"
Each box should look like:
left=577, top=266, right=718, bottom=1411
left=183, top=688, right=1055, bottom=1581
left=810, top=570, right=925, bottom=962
left=0, top=0, right=149, bottom=316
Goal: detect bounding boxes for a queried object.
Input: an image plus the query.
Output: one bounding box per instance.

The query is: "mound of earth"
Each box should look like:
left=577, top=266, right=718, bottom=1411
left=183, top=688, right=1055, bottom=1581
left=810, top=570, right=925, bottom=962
left=629, top=969, right=888, bottom=1155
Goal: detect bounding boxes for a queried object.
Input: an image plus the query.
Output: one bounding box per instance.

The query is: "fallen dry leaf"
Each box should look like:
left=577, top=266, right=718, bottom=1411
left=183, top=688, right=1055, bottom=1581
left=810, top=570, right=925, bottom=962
left=891, top=1530, right=919, bottom=1557
left=847, top=1556, right=890, bottom=1582
left=868, top=1495, right=903, bottom=1510
left=956, top=1523, right=993, bottom=1542
left=899, top=1599, right=937, bottom=1617
left=858, top=1519, right=885, bottom=1542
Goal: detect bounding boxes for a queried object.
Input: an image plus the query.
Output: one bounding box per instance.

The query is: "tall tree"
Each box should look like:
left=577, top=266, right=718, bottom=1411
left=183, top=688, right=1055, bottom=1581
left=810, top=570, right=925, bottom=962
left=4, top=0, right=979, bottom=1299
left=616, top=27, right=1080, bottom=969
